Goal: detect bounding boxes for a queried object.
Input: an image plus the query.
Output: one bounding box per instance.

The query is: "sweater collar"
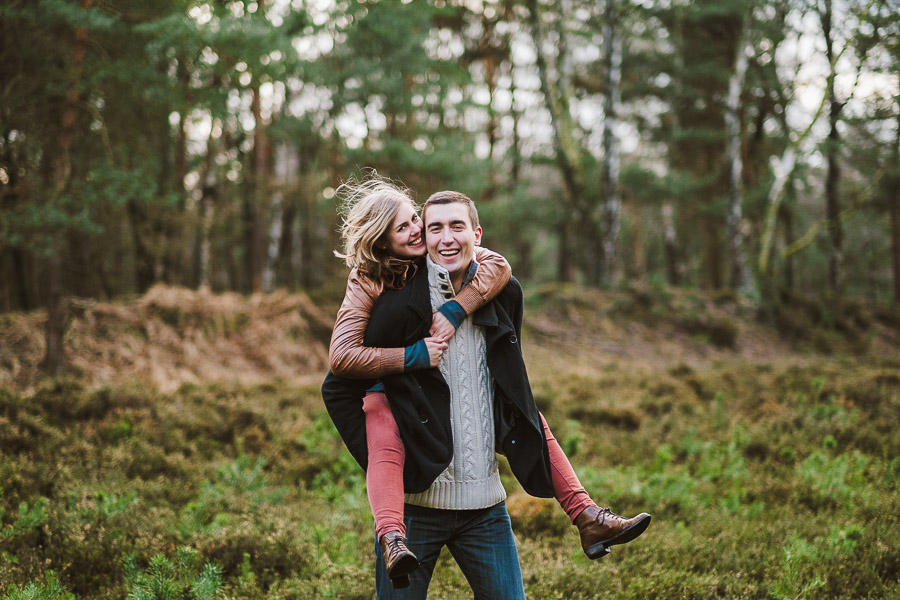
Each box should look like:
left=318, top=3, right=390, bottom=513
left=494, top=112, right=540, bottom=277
left=425, top=257, right=479, bottom=298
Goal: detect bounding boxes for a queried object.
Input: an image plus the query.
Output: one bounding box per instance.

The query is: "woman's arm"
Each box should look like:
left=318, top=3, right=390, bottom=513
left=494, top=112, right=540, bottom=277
left=460, top=246, right=512, bottom=313
left=430, top=246, right=512, bottom=338
left=329, top=269, right=406, bottom=379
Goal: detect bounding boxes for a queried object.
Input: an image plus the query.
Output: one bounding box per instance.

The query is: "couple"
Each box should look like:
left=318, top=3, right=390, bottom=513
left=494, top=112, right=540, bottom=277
left=321, top=175, right=650, bottom=599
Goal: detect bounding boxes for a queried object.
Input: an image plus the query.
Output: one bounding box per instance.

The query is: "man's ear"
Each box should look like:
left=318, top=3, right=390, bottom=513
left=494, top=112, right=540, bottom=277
left=473, top=226, right=482, bottom=246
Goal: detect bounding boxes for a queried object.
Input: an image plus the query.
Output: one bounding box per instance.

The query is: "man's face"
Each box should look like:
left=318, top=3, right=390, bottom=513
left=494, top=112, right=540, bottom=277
left=424, top=202, right=482, bottom=285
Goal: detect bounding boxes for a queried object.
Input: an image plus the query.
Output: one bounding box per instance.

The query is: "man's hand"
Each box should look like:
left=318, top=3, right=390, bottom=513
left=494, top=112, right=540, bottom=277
left=430, top=311, right=457, bottom=340
left=424, top=336, right=449, bottom=367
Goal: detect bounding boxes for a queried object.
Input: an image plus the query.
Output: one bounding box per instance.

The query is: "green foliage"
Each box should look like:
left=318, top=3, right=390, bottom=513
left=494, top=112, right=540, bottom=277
left=1, top=493, right=49, bottom=541
left=295, top=411, right=365, bottom=503
left=179, top=452, right=286, bottom=537
left=123, top=547, right=223, bottom=600
left=769, top=527, right=864, bottom=600
left=797, top=450, right=873, bottom=508
left=2, top=572, right=75, bottom=600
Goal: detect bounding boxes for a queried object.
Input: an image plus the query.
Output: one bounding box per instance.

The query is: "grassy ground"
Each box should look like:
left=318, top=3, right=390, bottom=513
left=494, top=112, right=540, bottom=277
left=1, top=286, right=899, bottom=598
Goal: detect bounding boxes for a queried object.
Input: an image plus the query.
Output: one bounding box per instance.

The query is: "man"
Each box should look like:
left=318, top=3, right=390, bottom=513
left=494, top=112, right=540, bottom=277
left=323, top=192, right=649, bottom=598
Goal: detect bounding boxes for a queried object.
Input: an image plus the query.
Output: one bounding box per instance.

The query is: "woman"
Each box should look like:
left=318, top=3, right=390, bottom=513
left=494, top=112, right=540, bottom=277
left=327, top=175, right=650, bottom=588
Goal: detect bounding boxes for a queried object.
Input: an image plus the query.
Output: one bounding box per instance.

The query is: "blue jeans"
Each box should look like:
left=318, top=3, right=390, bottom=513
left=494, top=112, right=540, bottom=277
left=374, top=501, right=526, bottom=600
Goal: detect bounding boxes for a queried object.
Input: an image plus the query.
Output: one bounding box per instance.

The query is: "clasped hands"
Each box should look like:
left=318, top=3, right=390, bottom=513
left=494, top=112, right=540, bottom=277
left=423, top=311, right=455, bottom=367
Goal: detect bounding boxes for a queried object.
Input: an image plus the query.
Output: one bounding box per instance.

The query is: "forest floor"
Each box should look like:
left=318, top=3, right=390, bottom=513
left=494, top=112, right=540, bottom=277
left=2, top=284, right=899, bottom=599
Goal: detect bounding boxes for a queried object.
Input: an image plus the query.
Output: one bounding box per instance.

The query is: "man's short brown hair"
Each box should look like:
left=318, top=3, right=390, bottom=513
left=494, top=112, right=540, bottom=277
left=423, top=191, right=480, bottom=229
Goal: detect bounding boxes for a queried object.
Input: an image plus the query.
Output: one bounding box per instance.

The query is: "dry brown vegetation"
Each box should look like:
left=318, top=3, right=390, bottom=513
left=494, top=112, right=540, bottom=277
left=3, top=283, right=898, bottom=395
left=0, top=285, right=335, bottom=394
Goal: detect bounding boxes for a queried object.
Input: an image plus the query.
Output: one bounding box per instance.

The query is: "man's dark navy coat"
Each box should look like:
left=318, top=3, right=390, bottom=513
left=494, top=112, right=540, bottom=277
left=321, top=266, right=554, bottom=498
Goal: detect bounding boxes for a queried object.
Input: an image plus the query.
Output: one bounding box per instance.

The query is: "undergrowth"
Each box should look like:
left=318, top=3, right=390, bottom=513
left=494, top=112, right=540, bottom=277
left=1, top=358, right=899, bottom=599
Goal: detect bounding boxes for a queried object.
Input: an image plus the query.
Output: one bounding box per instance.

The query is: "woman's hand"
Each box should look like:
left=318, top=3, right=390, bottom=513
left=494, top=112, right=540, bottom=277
left=424, top=336, right=449, bottom=367
left=430, top=311, right=457, bottom=340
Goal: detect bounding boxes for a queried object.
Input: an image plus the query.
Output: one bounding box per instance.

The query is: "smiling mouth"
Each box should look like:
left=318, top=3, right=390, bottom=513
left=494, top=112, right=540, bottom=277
left=409, top=236, right=423, bottom=247
left=438, top=249, right=460, bottom=257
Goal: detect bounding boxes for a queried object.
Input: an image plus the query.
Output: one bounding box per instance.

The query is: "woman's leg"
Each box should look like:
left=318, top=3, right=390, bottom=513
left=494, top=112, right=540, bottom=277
left=540, top=413, right=652, bottom=559
left=539, top=413, right=595, bottom=521
left=364, top=391, right=407, bottom=538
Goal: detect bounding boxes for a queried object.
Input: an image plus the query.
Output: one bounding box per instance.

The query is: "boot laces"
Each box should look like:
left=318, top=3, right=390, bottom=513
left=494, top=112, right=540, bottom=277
left=597, top=507, right=622, bottom=525
left=387, top=535, right=408, bottom=555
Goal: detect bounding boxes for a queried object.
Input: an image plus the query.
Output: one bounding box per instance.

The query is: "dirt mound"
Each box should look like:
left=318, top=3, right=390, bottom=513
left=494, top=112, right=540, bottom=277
left=521, top=284, right=900, bottom=374
left=3, top=283, right=898, bottom=394
left=0, top=285, right=334, bottom=394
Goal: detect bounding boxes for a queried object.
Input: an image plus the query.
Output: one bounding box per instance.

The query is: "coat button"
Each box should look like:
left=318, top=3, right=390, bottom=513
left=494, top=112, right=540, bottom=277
left=509, top=334, right=518, bottom=343
left=420, top=415, right=428, bottom=424
left=510, top=439, right=516, bottom=445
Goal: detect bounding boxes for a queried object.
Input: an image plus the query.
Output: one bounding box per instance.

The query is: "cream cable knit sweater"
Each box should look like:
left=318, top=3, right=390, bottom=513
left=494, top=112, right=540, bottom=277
left=404, top=258, right=506, bottom=510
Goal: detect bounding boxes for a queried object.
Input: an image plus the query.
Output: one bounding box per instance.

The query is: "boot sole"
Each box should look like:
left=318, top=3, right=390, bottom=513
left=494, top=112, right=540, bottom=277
left=585, top=514, right=652, bottom=560
left=389, top=553, right=420, bottom=588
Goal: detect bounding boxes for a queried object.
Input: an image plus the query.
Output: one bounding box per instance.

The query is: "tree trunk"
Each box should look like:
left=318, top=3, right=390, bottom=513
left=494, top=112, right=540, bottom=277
left=892, top=106, right=900, bottom=304
left=170, top=55, right=190, bottom=286
left=483, top=42, right=499, bottom=201
left=626, top=194, right=647, bottom=284
left=781, top=200, right=795, bottom=291
left=197, top=124, right=219, bottom=292
left=892, top=195, right=900, bottom=305
left=821, top=0, right=843, bottom=294
left=43, top=0, right=92, bottom=376
left=13, top=249, right=38, bottom=310
left=0, top=250, right=8, bottom=312
left=724, top=6, right=755, bottom=296
left=601, top=0, right=622, bottom=285
left=557, top=221, right=573, bottom=283
left=758, top=148, right=796, bottom=278
left=705, top=218, right=723, bottom=289
left=662, top=202, right=681, bottom=286
left=527, top=0, right=585, bottom=283
left=247, top=83, right=269, bottom=293
left=262, top=144, right=296, bottom=293
left=601, top=0, right=623, bottom=286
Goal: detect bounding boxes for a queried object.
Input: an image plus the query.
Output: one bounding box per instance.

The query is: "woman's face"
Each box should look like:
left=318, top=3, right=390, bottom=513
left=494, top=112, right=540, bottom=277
left=382, top=202, right=425, bottom=259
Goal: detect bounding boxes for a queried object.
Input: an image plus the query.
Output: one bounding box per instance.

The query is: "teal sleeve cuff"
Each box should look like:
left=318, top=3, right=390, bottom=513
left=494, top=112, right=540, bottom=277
left=438, top=300, right=466, bottom=329
left=404, top=339, right=431, bottom=371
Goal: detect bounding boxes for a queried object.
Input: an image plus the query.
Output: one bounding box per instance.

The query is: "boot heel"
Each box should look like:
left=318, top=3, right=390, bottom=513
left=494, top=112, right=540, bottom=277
left=391, top=575, right=411, bottom=589
left=586, top=542, right=611, bottom=560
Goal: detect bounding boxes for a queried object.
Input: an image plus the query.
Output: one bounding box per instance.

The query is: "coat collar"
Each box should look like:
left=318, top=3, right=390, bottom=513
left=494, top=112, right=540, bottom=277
left=406, top=259, right=511, bottom=337
left=407, top=261, right=433, bottom=324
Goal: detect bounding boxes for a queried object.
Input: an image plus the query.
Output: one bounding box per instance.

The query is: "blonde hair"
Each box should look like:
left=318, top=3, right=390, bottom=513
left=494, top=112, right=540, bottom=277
left=334, top=172, right=419, bottom=283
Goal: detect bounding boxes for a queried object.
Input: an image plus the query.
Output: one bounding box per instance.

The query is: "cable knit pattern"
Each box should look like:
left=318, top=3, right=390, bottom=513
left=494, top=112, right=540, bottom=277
left=404, top=258, right=506, bottom=510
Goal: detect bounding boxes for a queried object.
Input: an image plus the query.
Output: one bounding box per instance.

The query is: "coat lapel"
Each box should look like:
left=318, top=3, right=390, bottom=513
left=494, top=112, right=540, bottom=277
left=403, top=266, right=432, bottom=341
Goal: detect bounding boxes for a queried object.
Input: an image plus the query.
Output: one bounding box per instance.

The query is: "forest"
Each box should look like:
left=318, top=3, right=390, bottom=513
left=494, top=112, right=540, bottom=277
left=2, top=0, right=899, bottom=366
left=1, top=1, right=900, bottom=599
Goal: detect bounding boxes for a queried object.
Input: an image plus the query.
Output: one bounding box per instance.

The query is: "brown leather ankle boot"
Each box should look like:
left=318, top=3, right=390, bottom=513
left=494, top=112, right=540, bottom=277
left=380, top=530, right=419, bottom=588
left=573, top=506, right=651, bottom=559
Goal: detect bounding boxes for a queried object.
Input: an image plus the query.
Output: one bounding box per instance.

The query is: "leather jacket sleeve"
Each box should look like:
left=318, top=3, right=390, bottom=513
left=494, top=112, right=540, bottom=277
left=328, top=248, right=512, bottom=379
left=457, top=246, right=512, bottom=314
left=329, top=268, right=406, bottom=379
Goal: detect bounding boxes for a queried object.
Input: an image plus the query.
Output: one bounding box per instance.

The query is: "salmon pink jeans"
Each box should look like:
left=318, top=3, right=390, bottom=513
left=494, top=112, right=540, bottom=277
left=363, top=391, right=594, bottom=539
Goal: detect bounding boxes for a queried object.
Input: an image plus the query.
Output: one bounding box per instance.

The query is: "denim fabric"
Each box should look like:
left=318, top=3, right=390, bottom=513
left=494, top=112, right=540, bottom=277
left=374, top=501, right=526, bottom=600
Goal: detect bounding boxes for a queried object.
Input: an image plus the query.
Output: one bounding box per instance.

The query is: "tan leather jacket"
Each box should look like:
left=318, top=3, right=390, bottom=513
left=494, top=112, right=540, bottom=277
left=329, top=247, right=511, bottom=378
